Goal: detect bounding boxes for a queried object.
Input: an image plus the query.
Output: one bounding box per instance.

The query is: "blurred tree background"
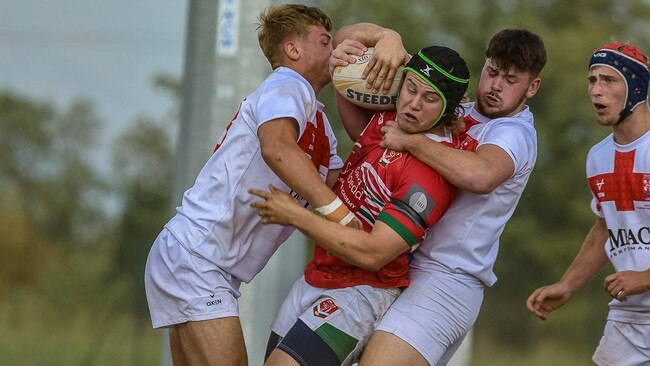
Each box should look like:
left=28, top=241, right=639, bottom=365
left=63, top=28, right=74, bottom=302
left=0, top=0, right=648, bottom=365
left=0, top=76, right=179, bottom=365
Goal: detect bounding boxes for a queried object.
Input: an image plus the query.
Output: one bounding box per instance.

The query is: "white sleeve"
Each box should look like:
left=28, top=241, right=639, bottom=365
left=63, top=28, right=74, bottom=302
left=479, top=119, right=537, bottom=176
left=586, top=148, right=605, bottom=218
left=590, top=197, right=605, bottom=218
left=254, top=77, right=313, bottom=138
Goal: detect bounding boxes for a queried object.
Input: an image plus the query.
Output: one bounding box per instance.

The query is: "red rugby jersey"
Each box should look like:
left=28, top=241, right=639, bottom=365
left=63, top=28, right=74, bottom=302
left=305, top=111, right=464, bottom=289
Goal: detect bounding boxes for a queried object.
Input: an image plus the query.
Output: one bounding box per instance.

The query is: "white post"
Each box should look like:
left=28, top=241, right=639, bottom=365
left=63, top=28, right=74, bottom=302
left=162, top=0, right=219, bottom=365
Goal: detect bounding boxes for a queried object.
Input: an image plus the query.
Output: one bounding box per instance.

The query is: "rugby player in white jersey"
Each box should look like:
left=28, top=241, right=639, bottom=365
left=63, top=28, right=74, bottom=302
left=143, top=4, right=377, bottom=365
left=527, top=42, right=650, bottom=366
left=355, top=27, right=547, bottom=366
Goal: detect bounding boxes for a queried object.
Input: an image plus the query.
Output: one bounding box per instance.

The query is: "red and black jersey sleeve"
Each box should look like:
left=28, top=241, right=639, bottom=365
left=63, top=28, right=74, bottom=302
left=377, top=158, right=455, bottom=246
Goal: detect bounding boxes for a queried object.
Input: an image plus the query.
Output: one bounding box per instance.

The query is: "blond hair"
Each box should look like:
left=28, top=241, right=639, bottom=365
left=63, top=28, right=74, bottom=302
left=257, top=4, right=332, bottom=69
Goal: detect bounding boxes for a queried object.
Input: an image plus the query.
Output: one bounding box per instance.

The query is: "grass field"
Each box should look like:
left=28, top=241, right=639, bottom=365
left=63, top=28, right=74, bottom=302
left=0, top=307, right=161, bottom=365
left=0, top=315, right=598, bottom=366
left=0, top=286, right=601, bottom=366
left=472, top=337, right=596, bottom=366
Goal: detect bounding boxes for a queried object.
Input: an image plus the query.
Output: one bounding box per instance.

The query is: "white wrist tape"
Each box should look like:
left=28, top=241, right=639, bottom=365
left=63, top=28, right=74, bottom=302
left=314, top=197, right=343, bottom=216
left=338, top=211, right=355, bottom=226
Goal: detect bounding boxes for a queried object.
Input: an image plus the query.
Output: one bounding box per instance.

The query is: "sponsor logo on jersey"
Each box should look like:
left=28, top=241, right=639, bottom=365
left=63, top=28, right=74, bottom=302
left=608, top=227, right=650, bottom=251
left=313, top=298, right=339, bottom=319
left=408, top=192, right=428, bottom=213
left=405, top=183, right=435, bottom=219
left=336, top=161, right=392, bottom=227
left=644, top=174, right=650, bottom=199
left=608, top=227, right=650, bottom=259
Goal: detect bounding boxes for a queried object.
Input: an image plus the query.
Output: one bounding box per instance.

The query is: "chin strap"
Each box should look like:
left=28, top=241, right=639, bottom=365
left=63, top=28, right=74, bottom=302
left=616, top=108, right=633, bottom=125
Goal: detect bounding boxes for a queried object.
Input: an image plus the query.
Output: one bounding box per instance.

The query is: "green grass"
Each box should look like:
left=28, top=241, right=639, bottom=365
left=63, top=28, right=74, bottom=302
left=472, top=336, right=596, bottom=366
left=0, top=314, right=599, bottom=366
left=0, top=296, right=162, bottom=366
left=1, top=285, right=604, bottom=366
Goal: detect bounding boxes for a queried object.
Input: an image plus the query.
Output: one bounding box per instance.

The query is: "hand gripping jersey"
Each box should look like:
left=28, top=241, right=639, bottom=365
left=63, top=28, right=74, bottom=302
left=165, top=67, right=343, bottom=283
left=305, top=110, right=460, bottom=289
left=414, top=102, right=538, bottom=286
left=587, top=129, right=650, bottom=316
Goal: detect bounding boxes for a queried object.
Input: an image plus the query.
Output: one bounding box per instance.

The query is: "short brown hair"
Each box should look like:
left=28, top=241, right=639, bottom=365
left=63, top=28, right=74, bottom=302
left=257, top=4, right=332, bottom=69
left=486, top=29, right=547, bottom=77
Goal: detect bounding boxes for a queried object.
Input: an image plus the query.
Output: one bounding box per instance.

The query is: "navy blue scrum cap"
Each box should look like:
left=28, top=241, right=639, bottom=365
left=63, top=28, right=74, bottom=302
left=589, top=42, right=649, bottom=122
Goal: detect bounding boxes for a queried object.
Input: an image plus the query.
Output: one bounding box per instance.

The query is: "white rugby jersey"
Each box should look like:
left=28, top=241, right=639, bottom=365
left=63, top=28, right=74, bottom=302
left=165, top=67, right=343, bottom=283
left=414, top=102, right=537, bottom=286
left=587, top=129, right=650, bottom=316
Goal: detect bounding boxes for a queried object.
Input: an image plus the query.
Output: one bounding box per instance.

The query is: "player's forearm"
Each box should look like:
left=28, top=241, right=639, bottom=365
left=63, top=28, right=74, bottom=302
left=558, top=218, right=610, bottom=292
left=291, top=212, right=388, bottom=271
left=333, top=23, right=399, bottom=47
left=404, top=135, right=499, bottom=193
left=259, top=118, right=354, bottom=223
left=325, top=169, right=341, bottom=189
left=262, top=141, right=336, bottom=208
left=641, top=269, right=650, bottom=293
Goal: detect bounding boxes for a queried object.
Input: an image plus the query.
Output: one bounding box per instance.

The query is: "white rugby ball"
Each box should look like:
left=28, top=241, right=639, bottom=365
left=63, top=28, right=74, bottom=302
left=332, top=47, right=403, bottom=110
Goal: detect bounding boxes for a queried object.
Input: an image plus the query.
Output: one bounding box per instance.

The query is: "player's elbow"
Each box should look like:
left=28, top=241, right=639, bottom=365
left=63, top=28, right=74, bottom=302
left=260, top=142, right=286, bottom=166
left=458, top=171, right=499, bottom=194
left=357, top=260, right=382, bottom=272
left=466, top=179, right=498, bottom=195
left=357, top=252, right=392, bottom=272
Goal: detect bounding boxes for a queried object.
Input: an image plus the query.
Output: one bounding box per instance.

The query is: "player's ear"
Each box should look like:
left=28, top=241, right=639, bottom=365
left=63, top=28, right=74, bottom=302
left=526, top=77, right=541, bottom=99
left=284, top=38, right=301, bottom=62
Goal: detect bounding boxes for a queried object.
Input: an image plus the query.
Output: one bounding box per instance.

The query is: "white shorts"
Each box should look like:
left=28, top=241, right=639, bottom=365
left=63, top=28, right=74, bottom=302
left=271, top=276, right=401, bottom=366
left=593, top=320, right=650, bottom=366
left=144, top=228, right=242, bottom=328
left=375, top=259, right=484, bottom=366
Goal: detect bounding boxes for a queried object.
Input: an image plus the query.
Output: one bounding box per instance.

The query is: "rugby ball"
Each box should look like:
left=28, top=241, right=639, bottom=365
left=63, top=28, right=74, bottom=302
left=332, top=47, right=403, bottom=110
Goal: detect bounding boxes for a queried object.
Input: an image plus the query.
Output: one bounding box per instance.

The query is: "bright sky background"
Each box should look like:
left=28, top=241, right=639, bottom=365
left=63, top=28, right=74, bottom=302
left=0, top=0, right=187, bottom=165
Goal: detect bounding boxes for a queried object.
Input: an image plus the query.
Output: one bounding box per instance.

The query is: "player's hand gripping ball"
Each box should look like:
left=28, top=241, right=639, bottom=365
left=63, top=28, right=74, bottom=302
left=332, top=47, right=403, bottom=110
